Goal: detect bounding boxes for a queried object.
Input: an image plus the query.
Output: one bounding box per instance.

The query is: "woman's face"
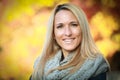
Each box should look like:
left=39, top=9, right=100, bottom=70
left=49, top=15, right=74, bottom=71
left=54, top=10, right=82, bottom=54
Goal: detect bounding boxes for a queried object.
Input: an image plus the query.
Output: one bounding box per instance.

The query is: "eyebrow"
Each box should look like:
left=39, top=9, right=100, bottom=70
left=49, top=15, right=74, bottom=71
left=55, top=23, right=63, bottom=26
left=55, top=21, right=78, bottom=24
left=70, top=21, right=79, bottom=24
left=70, top=21, right=78, bottom=23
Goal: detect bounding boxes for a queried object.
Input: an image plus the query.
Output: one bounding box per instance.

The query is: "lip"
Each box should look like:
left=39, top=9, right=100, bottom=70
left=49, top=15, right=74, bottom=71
left=63, top=38, right=75, bottom=43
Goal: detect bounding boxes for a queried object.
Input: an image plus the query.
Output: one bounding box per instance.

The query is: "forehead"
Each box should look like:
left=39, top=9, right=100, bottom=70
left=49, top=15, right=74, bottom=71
left=54, top=10, right=78, bottom=22
left=55, top=9, right=74, bottom=16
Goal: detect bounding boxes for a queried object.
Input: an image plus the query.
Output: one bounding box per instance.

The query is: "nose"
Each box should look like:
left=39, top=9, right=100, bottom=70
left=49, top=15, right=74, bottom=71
left=64, top=27, right=72, bottom=36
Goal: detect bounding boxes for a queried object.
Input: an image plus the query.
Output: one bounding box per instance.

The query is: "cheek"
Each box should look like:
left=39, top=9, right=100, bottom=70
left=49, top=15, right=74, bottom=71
left=54, top=30, right=63, bottom=39
left=73, top=29, right=81, bottom=36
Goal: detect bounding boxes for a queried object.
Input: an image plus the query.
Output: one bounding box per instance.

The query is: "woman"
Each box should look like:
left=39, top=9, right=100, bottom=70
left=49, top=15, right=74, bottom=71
left=31, top=3, right=110, bottom=80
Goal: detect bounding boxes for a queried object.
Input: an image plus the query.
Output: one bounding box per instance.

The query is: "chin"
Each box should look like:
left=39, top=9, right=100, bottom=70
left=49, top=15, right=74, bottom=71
left=64, top=48, right=76, bottom=52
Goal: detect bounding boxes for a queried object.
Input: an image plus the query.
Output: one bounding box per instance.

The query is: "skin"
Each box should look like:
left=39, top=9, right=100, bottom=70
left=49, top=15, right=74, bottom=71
left=54, top=10, right=82, bottom=58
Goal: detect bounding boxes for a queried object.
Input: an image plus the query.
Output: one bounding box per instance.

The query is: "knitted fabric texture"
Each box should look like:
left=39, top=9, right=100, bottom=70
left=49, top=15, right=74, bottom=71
left=34, top=50, right=109, bottom=80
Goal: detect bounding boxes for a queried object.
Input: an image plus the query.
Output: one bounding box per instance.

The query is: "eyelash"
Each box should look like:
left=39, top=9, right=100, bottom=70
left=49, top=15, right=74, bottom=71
left=56, top=23, right=78, bottom=29
left=56, top=25, right=63, bottom=28
left=71, top=23, right=78, bottom=27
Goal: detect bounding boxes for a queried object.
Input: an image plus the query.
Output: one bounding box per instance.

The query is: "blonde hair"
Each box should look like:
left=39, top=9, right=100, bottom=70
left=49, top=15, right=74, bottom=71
left=32, top=3, right=100, bottom=80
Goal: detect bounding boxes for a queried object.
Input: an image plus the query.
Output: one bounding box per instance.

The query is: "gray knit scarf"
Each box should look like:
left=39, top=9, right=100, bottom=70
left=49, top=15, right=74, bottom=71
left=34, top=50, right=109, bottom=80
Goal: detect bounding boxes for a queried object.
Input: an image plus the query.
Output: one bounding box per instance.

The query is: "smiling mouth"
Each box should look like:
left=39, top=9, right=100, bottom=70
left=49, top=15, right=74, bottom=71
left=63, top=38, right=75, bottom=44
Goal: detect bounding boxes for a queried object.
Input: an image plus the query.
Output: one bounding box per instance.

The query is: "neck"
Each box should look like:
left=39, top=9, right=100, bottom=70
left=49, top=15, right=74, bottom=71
left=62, top=48, right=79, bottom=59
left=62, top=49, right=69, bottom=59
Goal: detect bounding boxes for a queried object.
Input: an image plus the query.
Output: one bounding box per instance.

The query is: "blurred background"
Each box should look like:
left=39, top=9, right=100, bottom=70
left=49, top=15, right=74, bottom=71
left=0, top=0, right=120, bottom=80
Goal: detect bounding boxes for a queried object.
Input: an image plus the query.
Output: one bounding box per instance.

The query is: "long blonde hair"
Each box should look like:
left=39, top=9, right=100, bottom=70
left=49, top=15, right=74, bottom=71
left=32, top=3, right=100, bottom=80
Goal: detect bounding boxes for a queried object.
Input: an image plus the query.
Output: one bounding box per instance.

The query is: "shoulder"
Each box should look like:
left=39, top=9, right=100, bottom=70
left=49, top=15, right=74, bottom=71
left=88, top=72, right=107, bottom=80
left=94, top=54, right=110, bottom=72
left=33, top=56, right=41, bottom=69
left=86, top=54, right=110, bottom=77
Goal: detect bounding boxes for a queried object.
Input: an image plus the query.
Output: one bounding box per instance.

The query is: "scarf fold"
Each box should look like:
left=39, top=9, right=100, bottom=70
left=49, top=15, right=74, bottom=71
left=35, top=50, right=109, bottom=80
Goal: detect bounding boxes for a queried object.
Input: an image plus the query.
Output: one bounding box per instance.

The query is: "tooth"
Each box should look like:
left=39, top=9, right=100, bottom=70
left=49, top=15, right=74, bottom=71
left=64, top=39, right=73, bottom=43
